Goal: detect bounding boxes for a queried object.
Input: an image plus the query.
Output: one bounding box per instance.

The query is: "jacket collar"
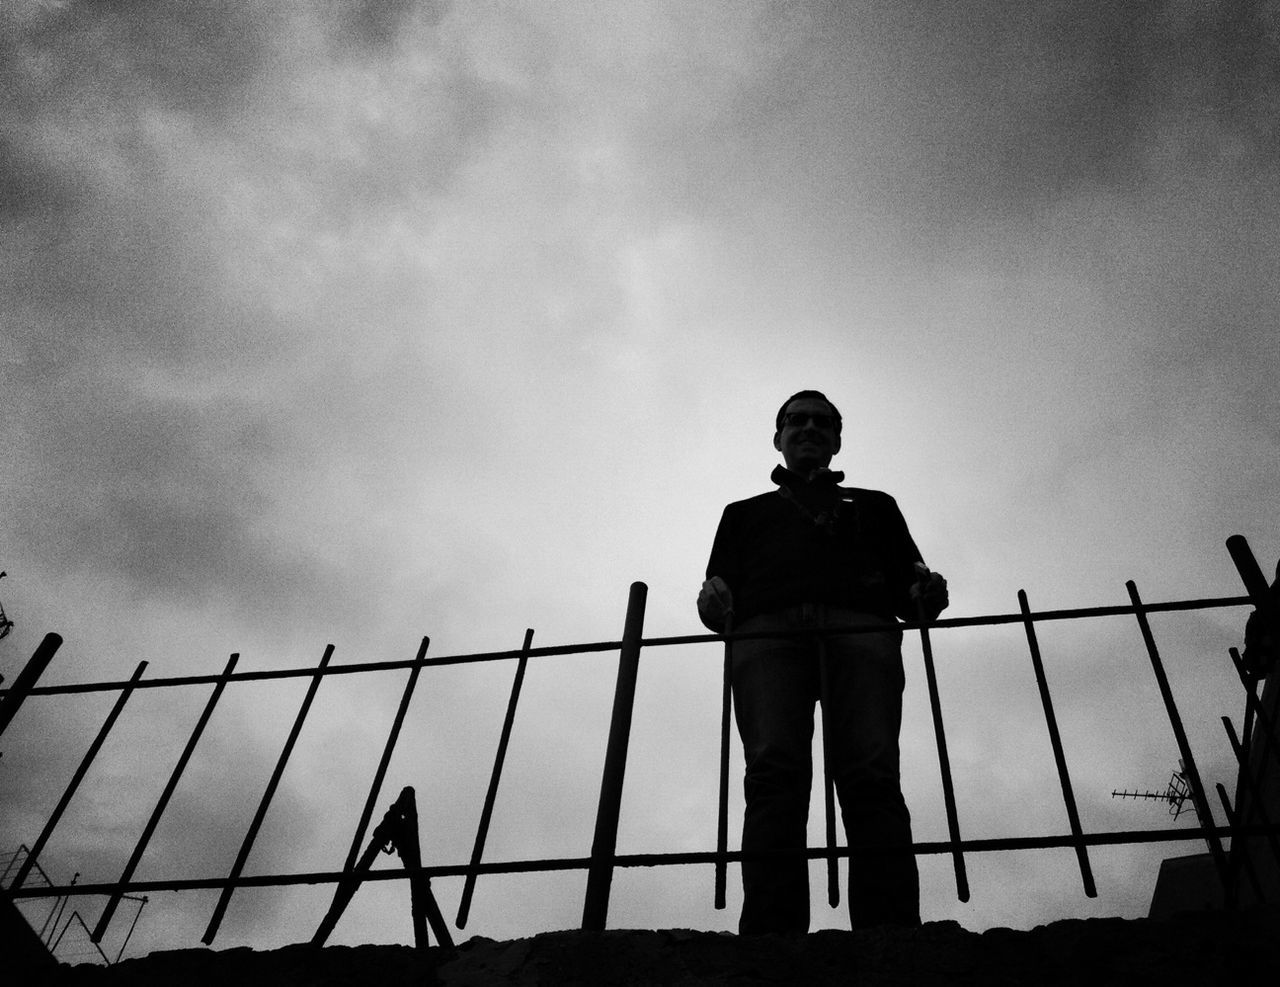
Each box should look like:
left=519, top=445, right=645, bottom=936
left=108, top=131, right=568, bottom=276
left=771, top=464, right=846, bottom=491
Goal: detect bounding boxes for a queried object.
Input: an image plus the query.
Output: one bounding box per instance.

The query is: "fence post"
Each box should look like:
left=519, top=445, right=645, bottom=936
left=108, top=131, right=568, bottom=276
left=93, top=653, right=240, bottom=942
left=458, top=628, right=533, bottom=928
left=1126, top=580, right=1230, bottom=892
left=582, top=581, right=647, bottom=931
left=202, top=644, right=333, bottom=944
left=13, top=661, right=147, bottom=891
left=1018, top=590, right=1096, bottom=897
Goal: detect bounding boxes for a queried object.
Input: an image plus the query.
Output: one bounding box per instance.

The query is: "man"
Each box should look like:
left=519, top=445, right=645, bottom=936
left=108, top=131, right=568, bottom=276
left=698, top=390, right=948, bottom=934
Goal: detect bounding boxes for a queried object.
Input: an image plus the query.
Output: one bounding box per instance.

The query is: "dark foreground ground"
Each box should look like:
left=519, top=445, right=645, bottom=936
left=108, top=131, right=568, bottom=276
left=41, top=906, right=1279, bottom=986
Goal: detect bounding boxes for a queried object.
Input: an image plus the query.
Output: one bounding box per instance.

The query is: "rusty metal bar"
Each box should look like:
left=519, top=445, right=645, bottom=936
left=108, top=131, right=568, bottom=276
left=343, top=638, right=429, bottom=875
left=457, top=629, right=533, bottom=928
left=12, top=661, right=147, bottom=891
left=22, top=820, right=1280, bottom=904
left=201, top=644, right=333, bottom=944
left=93, top=653, right=239, bottom=943
left=12, top=594, right=1253, bottom=700
left=714, top=612, right=733, bottom=911
left=1125, top=580, right=1231, bottom=891
left=1018, top=590, right=1096, bottom=897
left=0, top=632, right=63, bottom=738
left=918, top=601, right=969, bottom=902
left=582, top=581, right=647, bottom=931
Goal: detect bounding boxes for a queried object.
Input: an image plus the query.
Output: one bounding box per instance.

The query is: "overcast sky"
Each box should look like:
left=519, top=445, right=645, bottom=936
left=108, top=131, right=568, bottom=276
left=2, top=0, right=1278, bottom=960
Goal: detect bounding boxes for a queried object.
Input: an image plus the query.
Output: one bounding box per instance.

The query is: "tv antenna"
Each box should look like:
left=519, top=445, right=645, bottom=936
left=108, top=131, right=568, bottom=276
left=0, top=572, right=12, bottom=641
left=1111, top=761, right=1191, bottom=819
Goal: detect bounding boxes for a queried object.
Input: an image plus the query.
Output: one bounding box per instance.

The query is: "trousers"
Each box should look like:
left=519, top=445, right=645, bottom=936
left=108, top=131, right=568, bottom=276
left=731, top=605, right=919, bottom=934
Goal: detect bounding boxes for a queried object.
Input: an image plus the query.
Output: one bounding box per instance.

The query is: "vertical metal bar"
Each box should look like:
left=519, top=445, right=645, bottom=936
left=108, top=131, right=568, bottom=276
left=202, top=644, right=333, bottom=944
left=1018, top=590, right=1097, bottom=897
left=93, top=653, right=239, bottom=942
left=395, top=787, right=454, bottom=951
left=0, top=632, right=63, bottom=738
left=1222, top=716, right=1280, bottom=870
left=1125, top=581, right=1230, bottom=887
left=1227, top=648, right=1280, bottom=785
left=1214, top=783, right=1261, bottom=906
left=398, top=788, right=430, bottom=949
left=457, top=629, right=532, bottom=928
left=714, top=613, right=734, bottom=910
left=1226, top=535, right=1274, bottom=609
left=12, top=661, right=147, bottom=890
left=343, top=638, right=429, bottom=875
left=918, top=606, right=969, bottom=901
left=816, top=630, right=840, bottom=908
left=581, top=581, right=647, bottom=931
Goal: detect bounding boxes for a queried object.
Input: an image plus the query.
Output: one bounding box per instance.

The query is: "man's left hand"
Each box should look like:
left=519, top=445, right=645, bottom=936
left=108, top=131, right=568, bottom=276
left=910, top=565, right=949, bottom=622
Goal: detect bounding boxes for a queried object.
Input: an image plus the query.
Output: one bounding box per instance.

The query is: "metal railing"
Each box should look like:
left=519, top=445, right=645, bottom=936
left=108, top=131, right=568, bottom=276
left=1, top=535, right=1277, bottom=952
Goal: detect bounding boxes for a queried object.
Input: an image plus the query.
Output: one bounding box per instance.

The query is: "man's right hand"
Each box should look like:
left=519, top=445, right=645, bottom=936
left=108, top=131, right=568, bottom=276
left=698, top=577, right=734, bottom=632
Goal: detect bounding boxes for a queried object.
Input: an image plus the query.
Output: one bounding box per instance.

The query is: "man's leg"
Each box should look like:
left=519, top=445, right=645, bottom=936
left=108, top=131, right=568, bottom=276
left=822, top=613, right=920, bottom=928
left=731, top=614, right=818, bottom=935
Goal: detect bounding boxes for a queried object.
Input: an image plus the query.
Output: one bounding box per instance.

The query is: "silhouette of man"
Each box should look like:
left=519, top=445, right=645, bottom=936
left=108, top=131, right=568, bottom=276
left=698, top=390, right=948, bottom=934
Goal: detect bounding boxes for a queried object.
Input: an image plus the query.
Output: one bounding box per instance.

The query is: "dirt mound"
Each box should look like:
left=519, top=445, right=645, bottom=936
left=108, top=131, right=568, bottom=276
left=46, top=906, right=1278, bottom=986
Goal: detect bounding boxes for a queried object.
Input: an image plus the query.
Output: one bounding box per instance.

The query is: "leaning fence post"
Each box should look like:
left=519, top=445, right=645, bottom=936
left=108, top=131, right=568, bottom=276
left=582, top=581, right=647, bottom=931
left=1126, top=580, right=1231, bottom=892
left=13, top=661, right=147, bottom=891
left=202, top=644, right=333, bottom=944
left=0, top=632, right=63, bottom=739
left=343, top=638, right=430, bottom=875
left=458, top=628, right=533, bottom=928
left=917, top=604, right=969, bottom=902
left=1018, top=590, right=1096, bottom=897
left=94, top=653, right=240, bottom=943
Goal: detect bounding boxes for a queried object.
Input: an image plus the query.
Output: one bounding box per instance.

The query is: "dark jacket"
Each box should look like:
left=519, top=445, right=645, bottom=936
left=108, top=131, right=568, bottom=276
left=705, top=466, right=925, bottom=627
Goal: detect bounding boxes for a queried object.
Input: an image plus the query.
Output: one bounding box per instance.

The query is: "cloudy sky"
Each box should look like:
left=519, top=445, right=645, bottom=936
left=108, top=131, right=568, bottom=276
left=2, top=0, right=1277, bottom=960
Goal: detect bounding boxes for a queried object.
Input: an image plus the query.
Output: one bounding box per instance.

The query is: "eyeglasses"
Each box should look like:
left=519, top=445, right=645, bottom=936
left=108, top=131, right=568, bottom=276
left=780, top=412, right=836, bottom=430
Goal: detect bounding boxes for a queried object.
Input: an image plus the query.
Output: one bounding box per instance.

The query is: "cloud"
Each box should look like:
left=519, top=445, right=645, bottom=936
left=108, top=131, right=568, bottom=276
left=2, top=0, right=1276, bottom=957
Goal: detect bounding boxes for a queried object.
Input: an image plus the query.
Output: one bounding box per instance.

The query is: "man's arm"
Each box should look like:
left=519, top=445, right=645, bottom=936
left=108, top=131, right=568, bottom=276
left=876, top=493, right=948, bottom=622
left=698, top=576, right=734, bottom=632
left=699, top=506, right=739, bottom=632
left=910, top=562, right=950, bottom=623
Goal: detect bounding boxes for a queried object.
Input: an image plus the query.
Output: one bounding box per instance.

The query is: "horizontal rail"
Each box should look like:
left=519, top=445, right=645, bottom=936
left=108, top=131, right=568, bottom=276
left=13, top=824, right=1279, bottom=900
left=0, top=595, right=1252, bottom=699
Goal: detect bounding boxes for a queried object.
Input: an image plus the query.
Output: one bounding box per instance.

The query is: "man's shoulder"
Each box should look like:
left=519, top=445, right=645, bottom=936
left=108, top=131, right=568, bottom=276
left=722, top=490, right=782, bottom=515
left=840, top=486, right=897, bottom=504
left=841, top=486, right=903, bottom=514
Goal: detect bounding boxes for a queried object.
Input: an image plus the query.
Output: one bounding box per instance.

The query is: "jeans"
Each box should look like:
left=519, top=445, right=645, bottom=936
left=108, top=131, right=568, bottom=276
left=731, top=605, right=919, bottom=934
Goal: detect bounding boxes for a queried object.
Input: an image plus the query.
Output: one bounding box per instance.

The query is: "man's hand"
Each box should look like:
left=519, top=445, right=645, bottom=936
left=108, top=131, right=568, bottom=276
left=698, top=576, right=734, bottom=632
left=910, top=563, right=949, bottom=622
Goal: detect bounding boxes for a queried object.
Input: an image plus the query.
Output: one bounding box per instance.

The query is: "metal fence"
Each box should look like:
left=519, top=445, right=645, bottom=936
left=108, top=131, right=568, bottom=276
left=1, top=534, right=1277, bottom=958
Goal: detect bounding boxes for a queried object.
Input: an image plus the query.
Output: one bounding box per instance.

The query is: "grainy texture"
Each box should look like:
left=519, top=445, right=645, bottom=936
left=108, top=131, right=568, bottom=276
left=47, top=906, right=1279, bottom=986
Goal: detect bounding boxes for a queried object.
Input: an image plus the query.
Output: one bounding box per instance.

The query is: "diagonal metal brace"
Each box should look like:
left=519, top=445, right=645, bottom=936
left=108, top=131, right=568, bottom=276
left=311, top=787, right=454, bottom=953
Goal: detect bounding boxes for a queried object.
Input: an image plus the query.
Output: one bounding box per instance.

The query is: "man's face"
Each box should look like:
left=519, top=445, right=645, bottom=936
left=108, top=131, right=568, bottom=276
left=774, top=397, right=841, bottom=474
